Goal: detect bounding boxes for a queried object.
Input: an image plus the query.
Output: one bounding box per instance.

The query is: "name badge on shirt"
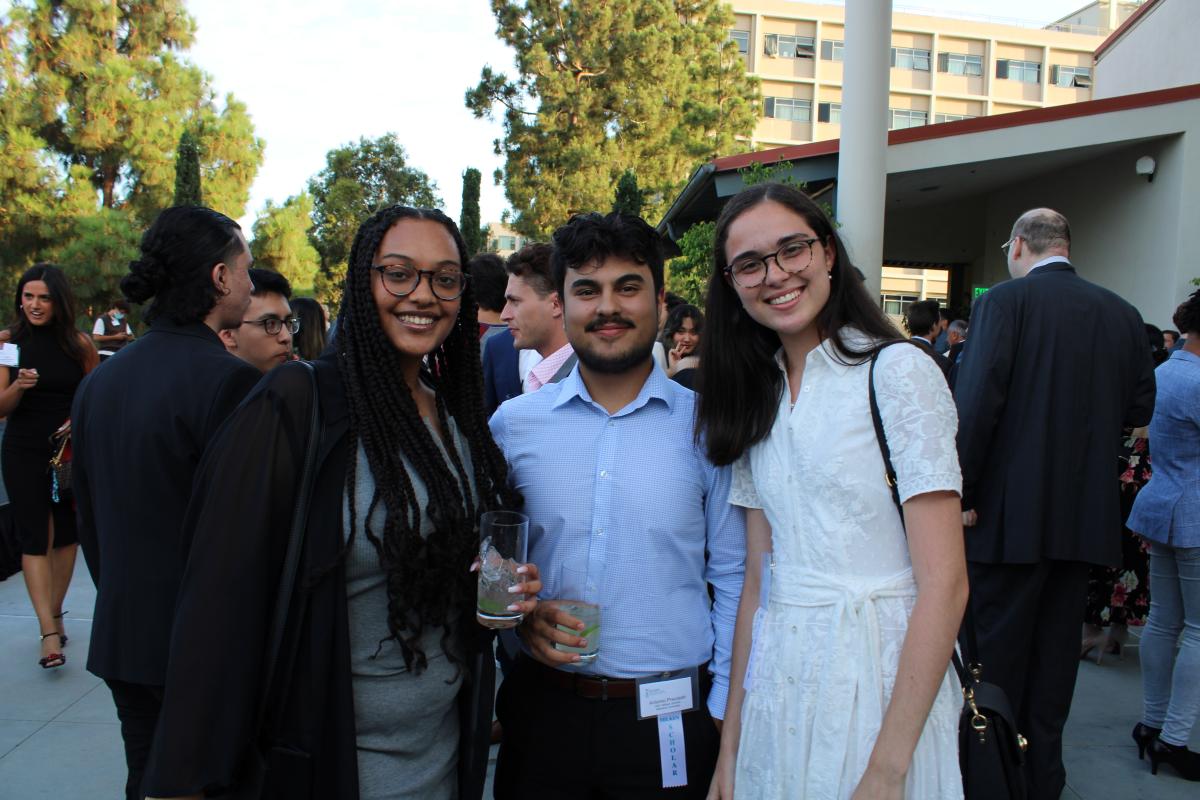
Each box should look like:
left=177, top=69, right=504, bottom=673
left=0, top=343, right=19, bottom=368
left=635, top=666, right=700, bottom=720
left=636, top=667, right=699, bottom=790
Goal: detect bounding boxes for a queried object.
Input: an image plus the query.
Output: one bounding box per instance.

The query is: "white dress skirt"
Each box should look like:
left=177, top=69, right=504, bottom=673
left=730, top=332, right=964, bottom=800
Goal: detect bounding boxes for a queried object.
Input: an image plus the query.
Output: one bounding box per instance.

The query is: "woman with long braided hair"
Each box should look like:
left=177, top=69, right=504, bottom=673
left=142, top=207, right=540, bottom=800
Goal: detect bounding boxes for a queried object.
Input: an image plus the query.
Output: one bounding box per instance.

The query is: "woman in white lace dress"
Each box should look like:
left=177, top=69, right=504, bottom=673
left=695, top=183, right=968, bottom=800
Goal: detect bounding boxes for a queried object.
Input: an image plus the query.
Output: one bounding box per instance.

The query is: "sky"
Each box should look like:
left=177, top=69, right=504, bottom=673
left=178, top=0, right=1102, bottom=231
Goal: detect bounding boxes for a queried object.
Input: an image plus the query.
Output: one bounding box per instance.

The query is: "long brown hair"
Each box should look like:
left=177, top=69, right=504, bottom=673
left=695, top=183, right=900, bottom=465
left=9, top=264, right=89, bottom=368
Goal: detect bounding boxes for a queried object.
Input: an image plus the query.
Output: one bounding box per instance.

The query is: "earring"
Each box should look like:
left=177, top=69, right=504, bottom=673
left=827, top=271, right=832, bottom=279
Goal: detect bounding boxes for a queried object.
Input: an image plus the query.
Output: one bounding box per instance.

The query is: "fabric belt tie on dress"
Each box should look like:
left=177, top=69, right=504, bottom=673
left=769, top=565, right=917, bottom=795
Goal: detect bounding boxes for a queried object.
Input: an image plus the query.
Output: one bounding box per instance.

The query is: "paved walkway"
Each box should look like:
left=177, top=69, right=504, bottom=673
left=0, top=562, right=1195, bottom=798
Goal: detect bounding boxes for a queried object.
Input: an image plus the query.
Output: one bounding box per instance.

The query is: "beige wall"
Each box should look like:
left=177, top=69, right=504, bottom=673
left=734, top=1, right=1106, bottom=149
left=1094, top=0, right=1200, bottom=98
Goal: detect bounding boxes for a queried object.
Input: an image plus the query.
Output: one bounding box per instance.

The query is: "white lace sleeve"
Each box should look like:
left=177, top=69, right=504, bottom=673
left=729, top=452, right=763, bottom=509
left=873, top=344, right=962, bottom=504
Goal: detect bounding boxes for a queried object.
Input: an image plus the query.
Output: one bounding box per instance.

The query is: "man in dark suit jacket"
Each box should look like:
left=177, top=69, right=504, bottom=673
left=904, top=299, right=953, bottom=381
left=483, top=327, right=522, bottom=416
left=955, top=208, right=1156, bottom=799
left=72, top=206, right=261, bottom=800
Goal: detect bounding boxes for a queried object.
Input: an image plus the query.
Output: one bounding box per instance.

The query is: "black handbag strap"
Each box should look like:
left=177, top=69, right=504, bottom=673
left=254, top=361, right=322, bottom=735
left=869, top=342, right=981, bottom=684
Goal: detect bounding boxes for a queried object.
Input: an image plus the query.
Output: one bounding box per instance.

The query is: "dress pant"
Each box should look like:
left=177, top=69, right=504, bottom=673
left=494, top=657, right=720, bottom=800
left=966, top=559, right=1090, bottom=800
left=106, top=680, right=164, bottom=800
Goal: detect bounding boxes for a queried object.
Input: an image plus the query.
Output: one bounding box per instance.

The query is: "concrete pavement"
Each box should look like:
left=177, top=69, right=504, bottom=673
left=0, top=561, right=1195, bottom=799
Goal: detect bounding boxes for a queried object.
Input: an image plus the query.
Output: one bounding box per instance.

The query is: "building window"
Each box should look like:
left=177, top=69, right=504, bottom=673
left=820, top=39, right=844, bottom=61
left=817, top=102, right=842, bottom=124
left=729, top=30, right=750, bottom=55
left=493, top=235, right=517, bottom=251
left=882, top=294, right=920, bottom=316
left=888, top=108, right=927, bottom=129
left=996, top=59, right=1041, bottom=83
left=937, top=52, right=983, bottom=76
left=891, top=47, right=931, bottom=71
left=1051, top=65, right=1092, bottom=88
left=764, top=33, right=816, bottom=59
left=764, top=97, right=812, bottom=122
left=934, top=113, right=975, bottom=123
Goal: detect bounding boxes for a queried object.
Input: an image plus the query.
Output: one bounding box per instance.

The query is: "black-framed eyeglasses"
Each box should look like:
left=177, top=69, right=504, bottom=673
left=241, top=316, right=300, bottom=336
left=1000, top=236, right=1019, bottom=255
left=725, top=236, right=821, bottom=288
left=372, top=264, right=468, bottom=301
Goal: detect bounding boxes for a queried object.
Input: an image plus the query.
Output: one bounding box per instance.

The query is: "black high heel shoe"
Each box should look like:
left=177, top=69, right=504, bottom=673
left=1147, top=739, right=1200, bottom=781
left=1132, top=722, right=1160, bottom=760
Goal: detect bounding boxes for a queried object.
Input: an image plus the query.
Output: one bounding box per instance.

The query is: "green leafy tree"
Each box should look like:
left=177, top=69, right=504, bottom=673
left=612, top=169, right=645, bottom=217
left=45, top=208, right=142, bottom=318
left=251, top=194, right=321, bottom=295
left=460, top=168, right=484, bottom=255
left=307, top=134, right=441, bottom=280
left=467, top=0, right=759, bottom=237
left=1, top=2, right=262, bottom=298
left=174, top=130, right=202, bottom=206
left=668, top=221, right=714, bottom=306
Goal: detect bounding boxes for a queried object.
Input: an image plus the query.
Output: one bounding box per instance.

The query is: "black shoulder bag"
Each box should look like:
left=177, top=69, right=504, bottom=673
left=234, top=361, right=323, bottom=799
left=869, top=343, right=1028, bottom=800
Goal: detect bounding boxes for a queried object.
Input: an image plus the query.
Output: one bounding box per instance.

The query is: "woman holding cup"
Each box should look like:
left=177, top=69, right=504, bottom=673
left=143, top=206, right=540, bottom=800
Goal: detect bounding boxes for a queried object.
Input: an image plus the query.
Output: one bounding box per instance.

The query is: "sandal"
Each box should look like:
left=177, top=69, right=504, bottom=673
left=53, top=611, right=68, bottom=647
left=39, top=632, right=66, bottom=669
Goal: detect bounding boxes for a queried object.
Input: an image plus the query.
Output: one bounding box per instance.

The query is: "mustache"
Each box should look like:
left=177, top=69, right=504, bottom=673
left=585, top=315, right=636, bottom=333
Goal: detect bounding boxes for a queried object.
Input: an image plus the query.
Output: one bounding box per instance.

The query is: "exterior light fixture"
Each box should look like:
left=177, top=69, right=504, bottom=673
left=1135, top=156, right=1156, bottom=183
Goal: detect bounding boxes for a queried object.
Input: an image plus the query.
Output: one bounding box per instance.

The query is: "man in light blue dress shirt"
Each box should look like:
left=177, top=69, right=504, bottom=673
left=489, top=212, right=746, bottom=799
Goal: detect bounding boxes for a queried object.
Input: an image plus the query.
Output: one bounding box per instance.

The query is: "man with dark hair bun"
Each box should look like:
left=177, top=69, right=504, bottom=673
left=71, top=205, right=262, bottom=800
left=490, top=211, right=745, bottom=799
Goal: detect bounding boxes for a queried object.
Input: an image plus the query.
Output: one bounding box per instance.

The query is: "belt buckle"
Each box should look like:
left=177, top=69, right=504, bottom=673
left=600, top=677, right=609, bottom=701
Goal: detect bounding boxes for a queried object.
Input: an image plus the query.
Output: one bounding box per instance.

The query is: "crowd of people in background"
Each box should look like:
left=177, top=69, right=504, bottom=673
left=0, top=186, right=1196, bottom=800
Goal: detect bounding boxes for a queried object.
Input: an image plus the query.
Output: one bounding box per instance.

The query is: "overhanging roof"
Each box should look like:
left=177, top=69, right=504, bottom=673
left=658, top=82, right=1200, bottom=245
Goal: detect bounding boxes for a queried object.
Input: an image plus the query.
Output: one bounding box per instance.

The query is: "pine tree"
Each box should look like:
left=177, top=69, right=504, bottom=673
left=612, top=169, right=644, bottom=217
left=460, top=168, right=484, bottom=255
left=467, top=0, right=759, bottom=237
left=174, top=130, right=202, bottom=206
left=251, top=194, right=321, bottom=294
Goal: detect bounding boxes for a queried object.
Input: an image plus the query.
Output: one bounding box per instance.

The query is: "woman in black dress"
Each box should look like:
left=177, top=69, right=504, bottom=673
left=143, top=207, right=541, bottom=800
left=0, top=264, right=98, bottom=668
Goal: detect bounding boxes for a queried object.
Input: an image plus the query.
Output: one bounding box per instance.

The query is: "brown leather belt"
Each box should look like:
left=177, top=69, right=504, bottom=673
left=522, top=656, right=710, bottom=702
left=524, top=656, right=637, bottom=700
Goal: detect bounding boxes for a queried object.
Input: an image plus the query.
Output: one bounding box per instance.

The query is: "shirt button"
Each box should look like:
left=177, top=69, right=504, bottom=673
left=803, top=386, right=811, bottom=393
left=789, top=727, right=796, bottom=735
left=608, top=421, right=615, bottom=427
left=787, top=676, right=794, bottom=684
left=791, top=625, right=798, bottom=633
left=596, top=529, right=604, bottom=536
left=599, top=470, right=608, bottom=478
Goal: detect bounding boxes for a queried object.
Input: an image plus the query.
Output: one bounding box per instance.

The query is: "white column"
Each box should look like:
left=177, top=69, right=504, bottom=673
left=836, top=0, right=892, bottom=297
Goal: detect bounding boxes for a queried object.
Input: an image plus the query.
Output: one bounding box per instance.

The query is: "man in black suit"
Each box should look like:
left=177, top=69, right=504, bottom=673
left=946, top=319, right=967, bottom=390
left=904, top=299, right=953, bottom=381
left=955, top=208, right=1156, bottom=799
left=72, top=206, right=261, bottom=800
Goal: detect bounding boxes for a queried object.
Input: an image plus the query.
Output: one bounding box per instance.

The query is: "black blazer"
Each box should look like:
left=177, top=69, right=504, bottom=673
left=954, top=262, right=1156, bottom=566
left=482, top=327, right=521, bottom=416
left=142, top=357, right=494, bottom=800
left=72, top=319, right=262, bottom=685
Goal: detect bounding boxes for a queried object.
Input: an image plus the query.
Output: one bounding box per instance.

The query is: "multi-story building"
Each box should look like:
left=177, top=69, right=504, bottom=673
left=726, top=1, right=1144, bottom=316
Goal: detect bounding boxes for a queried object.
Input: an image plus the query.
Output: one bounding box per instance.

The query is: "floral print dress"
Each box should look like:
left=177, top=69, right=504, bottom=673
left=1084, top=430, right=1151, bottom=627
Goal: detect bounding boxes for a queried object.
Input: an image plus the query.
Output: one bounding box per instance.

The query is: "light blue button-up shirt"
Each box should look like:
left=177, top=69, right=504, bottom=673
left=1128, top=349, right=1200, bottom=547
left=489, top=364, right=746, bottom=718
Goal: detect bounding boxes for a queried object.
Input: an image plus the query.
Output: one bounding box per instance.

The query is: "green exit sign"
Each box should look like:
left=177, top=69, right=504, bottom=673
left=972, top=285, right=990, bottom=299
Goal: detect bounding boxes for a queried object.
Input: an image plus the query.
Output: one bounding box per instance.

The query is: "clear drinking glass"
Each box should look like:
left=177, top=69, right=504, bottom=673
left=555, top=559, right=600, bottom=663
left=476, top=510, right=529, bottom=629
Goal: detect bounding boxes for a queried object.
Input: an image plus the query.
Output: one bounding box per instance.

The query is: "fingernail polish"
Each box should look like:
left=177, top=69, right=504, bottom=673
left=506, top=604, right=520, bottom=612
